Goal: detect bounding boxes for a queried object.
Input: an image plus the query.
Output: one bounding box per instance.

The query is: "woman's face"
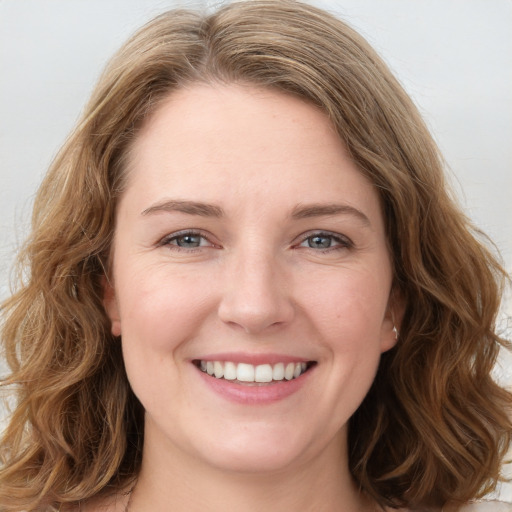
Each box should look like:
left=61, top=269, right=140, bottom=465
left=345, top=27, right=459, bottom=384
left=105, top=84, right=397, bottom=474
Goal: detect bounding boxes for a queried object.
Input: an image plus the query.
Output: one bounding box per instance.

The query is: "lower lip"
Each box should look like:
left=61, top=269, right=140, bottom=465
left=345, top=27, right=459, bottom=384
left=195, top=366, right=314, bottom=404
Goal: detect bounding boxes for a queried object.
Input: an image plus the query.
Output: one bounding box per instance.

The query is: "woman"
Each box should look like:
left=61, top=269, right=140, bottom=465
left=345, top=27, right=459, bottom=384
left=0, top=1, right=510, bottom=511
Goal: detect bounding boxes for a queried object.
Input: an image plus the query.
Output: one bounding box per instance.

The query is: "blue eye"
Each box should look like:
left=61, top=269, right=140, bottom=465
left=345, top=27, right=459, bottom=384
left=305, top=235, right=334, bottom=249
left=172, top=234, right=204, bottom=248
left=299, top=232, right=351, bottom=250
left=160, top=231, right=212, bottom=249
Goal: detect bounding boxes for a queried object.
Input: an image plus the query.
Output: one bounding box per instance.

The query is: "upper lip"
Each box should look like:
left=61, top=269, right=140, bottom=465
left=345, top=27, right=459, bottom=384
left=191, top=352, right=314, bottom=365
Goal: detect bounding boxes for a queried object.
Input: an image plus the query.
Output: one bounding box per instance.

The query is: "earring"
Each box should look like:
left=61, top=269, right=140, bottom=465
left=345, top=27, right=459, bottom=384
left=392, top=325, right=399, bottom=340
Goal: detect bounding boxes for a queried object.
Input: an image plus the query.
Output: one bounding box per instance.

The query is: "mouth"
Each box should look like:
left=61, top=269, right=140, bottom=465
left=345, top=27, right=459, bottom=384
left=193, top=360, right=317, bottom=385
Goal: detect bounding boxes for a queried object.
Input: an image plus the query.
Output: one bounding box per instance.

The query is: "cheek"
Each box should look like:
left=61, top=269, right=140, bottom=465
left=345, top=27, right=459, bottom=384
left=300, top=266, right=391, bottom=398
left=117, top=265, right=214, bottom=411
left=289, top=270, right=390, bottom=436
left=116, top=262, right=215, bottom=354
left=304, top=267, right=390, bottom=343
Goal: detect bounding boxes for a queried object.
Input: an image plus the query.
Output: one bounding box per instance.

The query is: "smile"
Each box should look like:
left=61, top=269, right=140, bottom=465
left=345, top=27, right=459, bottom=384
left=195, top=360, right=315, bottom=383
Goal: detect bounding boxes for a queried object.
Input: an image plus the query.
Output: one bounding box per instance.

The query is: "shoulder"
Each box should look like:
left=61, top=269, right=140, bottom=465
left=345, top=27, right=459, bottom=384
left=459, top=501, right=512, bottom=511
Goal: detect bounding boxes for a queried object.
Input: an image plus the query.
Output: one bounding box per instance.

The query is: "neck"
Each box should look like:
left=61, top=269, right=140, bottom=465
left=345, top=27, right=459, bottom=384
left=127, top=421, right=373, bottom=512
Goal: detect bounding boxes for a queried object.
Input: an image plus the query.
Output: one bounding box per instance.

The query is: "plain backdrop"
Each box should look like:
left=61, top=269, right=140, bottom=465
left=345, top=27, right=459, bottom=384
left=0, top=0, right=511, bottom=501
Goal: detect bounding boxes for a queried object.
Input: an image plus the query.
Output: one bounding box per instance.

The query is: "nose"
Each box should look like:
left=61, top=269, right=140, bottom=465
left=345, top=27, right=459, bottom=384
left=217, top=248, right=295, bottom=334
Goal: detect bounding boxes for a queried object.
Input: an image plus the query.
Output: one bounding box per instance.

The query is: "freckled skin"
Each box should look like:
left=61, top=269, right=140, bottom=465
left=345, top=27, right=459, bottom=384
left=104, top=84, right=398, bottom=511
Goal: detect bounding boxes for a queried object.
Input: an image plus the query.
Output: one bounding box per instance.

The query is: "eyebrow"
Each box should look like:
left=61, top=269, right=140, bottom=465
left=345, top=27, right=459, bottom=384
left=291, top=203, right=371, bottom=227
left=141, top=199, right=370, bottom=226
left=141, top=199, right=225, bottom=217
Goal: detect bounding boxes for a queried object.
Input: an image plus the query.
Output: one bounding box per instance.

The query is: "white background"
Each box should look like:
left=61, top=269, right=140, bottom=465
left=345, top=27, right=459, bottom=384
left=0, top=0, right=511, bottom=502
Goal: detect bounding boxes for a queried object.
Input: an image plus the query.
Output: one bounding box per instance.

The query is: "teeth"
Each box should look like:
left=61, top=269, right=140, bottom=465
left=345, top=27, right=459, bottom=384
left=284, top=362, right=295, bottom=380
left=237, top=363, right=255, bottom=382
left=224, top=361, right=237, bottom=380
left=197, top=360, right=310, bottom=383
left=214, top=361, right=224, bottom=379
left=254, top=364, right=272, bottom=383
left=273, top=362, right=285, bottom=380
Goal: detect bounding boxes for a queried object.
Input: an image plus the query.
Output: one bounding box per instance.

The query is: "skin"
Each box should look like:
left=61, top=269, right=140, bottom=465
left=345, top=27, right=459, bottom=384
left=100, top=84, right=399, bottom=512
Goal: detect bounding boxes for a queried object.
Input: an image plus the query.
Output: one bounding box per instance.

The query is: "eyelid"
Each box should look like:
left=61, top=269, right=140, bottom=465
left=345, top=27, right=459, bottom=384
left=156, top=229, right=352, bottom=251
left=158, top=229, right=217, bottom=248
left=295, top=230, right=354, bottom=250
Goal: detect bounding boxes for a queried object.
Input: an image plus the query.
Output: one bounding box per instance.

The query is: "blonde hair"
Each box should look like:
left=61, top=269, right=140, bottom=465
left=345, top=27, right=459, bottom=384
left=1, top=1, right=510, bottom=510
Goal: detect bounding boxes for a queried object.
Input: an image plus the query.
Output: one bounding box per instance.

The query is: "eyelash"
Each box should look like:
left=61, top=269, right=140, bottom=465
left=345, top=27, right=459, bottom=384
left=296, top=231, right=354, bottom=252
left=158, top=230, right=214, bottom=251
left=158, top=229, right=353, bottom=254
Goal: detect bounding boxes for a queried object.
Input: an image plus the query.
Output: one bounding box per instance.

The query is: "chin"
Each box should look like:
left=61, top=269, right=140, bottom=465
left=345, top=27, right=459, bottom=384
left=190, top=423, right=331, bottom=475
left=207, top=446, right=306, bottom=474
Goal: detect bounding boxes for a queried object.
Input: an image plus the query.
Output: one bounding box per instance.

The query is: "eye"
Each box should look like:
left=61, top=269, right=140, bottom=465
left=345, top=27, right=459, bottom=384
left=298, top=232, right=352, bottom=251
left=159, top=230, right=214, bottom=250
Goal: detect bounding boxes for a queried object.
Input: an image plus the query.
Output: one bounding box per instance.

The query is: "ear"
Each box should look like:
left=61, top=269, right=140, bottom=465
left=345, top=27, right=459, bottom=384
left=380, top=288, right=404, bottom=353
left=102, top=275, right=122, bottom=337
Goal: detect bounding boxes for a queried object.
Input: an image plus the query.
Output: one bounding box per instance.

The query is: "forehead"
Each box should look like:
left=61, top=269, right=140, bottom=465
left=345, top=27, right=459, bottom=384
left=130, top=83, right=339, bottom=162
left=122, top=84, right=382, bottom=226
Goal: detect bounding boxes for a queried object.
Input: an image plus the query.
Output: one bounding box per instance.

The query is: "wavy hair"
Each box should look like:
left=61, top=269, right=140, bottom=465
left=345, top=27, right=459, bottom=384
left=1, top=1, right=510, bottom=510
